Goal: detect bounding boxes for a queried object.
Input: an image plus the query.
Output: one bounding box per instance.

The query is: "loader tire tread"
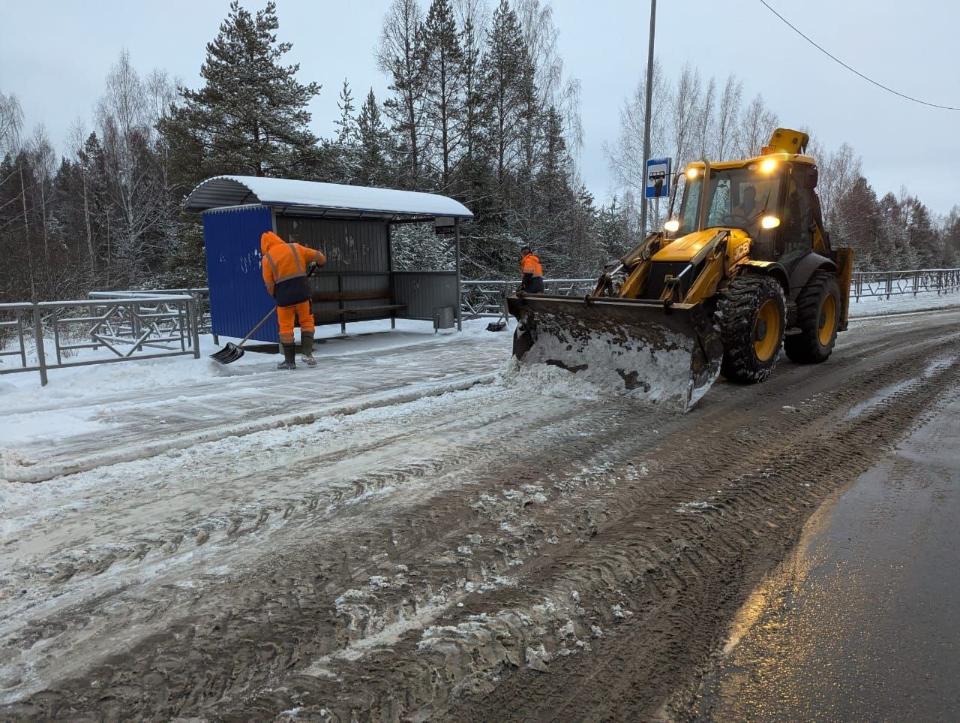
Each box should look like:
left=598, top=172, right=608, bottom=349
left=718, top=274, right=786, bottom=384
left=784, top=270, right=840, bottom=364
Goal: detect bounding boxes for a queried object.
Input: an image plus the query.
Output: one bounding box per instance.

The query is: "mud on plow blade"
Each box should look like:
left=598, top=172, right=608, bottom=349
left=507, top=294, right=723, bottom=411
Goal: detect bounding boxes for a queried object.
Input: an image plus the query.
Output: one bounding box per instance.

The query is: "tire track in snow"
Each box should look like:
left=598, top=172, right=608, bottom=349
left=0, top=378, right=616, bottom=707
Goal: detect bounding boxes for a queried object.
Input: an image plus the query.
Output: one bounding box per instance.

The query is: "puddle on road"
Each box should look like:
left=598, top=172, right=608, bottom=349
left=845, top=379, right=917, bottom=420
left=845, top=355, right=958, bottom=421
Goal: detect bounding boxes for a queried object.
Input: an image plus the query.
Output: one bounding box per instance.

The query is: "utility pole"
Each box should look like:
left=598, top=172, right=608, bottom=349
left=639, top=0, right=657, bottom=237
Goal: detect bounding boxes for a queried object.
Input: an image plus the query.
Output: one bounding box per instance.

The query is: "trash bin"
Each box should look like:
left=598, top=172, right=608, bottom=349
left=433, top=305, right=456, bottom=333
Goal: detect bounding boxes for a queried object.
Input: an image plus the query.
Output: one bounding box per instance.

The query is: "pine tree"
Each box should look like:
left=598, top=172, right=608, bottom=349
left=160, top=1, right=320, bottom=180
left=378, top=0, right=428, bottom=188
left=456, top=3, right=488, bottom=207
left=333, top=78, right=359, bottom=183
left=836, top=176, right=883, bottom=270
left=420, top=0, right=465, bottom=190
left=904, top=196, right=939, bottom=267
left=335, top=79, right=357, bottom=145
left=532, top=106, right=570, bottom=259
left=356, top=90, right=391, bottom=187
left=481, top=0, right=528, bottom=206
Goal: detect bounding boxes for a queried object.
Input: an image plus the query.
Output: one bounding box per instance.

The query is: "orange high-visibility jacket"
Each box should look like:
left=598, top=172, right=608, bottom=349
left=261, top=231, right=326, bottom=306
left=520, top=252, right=543, bottom=278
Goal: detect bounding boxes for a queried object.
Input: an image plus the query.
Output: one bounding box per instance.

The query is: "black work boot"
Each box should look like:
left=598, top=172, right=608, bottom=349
left=277, top=343, right=297, bottom=370
left=300, top=331, right=317, bottom=367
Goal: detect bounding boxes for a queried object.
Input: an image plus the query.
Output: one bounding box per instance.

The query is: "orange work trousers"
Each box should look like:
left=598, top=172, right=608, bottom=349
left=277, top=300, right=315, bottom=344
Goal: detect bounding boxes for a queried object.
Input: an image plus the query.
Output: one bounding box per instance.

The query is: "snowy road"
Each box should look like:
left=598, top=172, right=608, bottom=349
left=2, top=310, right=960, bottom=719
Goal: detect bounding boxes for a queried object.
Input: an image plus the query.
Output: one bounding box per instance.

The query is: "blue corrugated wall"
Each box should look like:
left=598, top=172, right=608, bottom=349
left=202, top=205, right=279, bottom=342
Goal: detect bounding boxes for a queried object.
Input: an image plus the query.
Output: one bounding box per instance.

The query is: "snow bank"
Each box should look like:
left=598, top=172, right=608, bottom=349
left=848, top=289, right=960, bottom=318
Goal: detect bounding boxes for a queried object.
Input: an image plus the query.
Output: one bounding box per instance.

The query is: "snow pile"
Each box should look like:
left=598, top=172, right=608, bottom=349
left=505, top=326, right=714, bottom=412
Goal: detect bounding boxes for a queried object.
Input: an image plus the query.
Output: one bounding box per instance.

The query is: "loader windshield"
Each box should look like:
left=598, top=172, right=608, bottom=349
left=678, top=164, right=783, bottom=236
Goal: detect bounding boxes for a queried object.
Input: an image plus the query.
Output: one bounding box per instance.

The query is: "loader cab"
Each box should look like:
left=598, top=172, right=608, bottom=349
left=674, top=157, right=824, bottom=263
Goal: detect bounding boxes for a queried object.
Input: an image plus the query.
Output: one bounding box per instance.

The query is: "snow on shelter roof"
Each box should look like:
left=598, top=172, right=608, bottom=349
left=184, top=175, right=473, bottom=222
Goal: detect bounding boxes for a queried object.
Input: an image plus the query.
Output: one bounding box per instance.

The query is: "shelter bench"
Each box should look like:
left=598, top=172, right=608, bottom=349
left=311, top=289, right=407, bottom=334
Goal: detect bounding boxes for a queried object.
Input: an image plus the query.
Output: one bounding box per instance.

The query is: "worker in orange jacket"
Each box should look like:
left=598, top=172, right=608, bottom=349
left=519, top=246, right=544, bottom=293
left=261, top=230, right=326, bottom=369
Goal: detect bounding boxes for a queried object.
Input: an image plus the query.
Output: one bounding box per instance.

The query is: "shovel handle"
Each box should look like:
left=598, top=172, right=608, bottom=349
left=228, top=307, right=276, bottom=350
left=236, top=262, right=321, bottom=349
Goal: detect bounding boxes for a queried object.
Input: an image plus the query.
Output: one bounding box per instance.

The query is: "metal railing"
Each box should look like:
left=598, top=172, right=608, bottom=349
left=88, top=288, right=212, bottom=333
left=461, top=269, right=960, bottom=316
left=461, top=278, right=595, bottom=317
left=0, top=295, right=202, bottom=386
left=850, top=269, right=960, bottom=301
left=3, top=269, right=957, bottom=386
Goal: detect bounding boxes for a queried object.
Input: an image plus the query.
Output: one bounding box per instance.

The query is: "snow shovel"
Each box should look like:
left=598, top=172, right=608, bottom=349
left=211, top=263, right=321, bottom=365
left=209, top=307, right=277, bottom=365
left=486, top=288, right=512, bottom=331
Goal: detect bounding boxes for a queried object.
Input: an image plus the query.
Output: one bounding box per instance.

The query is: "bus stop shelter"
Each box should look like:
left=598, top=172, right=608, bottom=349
left=184, top=176, right=473, bottom=343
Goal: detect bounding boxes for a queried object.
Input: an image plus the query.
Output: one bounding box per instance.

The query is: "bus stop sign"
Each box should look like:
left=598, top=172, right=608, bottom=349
left=645, top=157, right=671, bottom=199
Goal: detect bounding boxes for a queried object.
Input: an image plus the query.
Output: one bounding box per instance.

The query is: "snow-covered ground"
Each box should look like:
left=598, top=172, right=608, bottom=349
left=0, top=318, right=513, bottom=483
left=2, top=299, right=960, bottom=716
left=2, top=288, right=959, bottom=480
left=847, top=288, right=960, bottom=317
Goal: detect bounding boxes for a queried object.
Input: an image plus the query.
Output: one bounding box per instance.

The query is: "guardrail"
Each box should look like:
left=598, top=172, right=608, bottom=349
left=0, top=295, right=202, bottom=386
left=461, top=279, right=595, bottom=318
left=850, top=269, right=960, bottom=300
left=3, top=270, right=958, bottom=386
left=461, top=269, right=960, bottom=317
left=89, top=288, right=212, bottom=334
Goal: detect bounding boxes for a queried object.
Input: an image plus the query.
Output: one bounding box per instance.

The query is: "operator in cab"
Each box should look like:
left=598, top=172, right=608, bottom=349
left=732, top=185, right=757, bottom=223
left=519, top=246, right=545, bottom=294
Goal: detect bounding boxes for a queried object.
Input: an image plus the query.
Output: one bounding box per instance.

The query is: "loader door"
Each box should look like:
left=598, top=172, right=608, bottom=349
left=780, top=172, right=806, bottom=258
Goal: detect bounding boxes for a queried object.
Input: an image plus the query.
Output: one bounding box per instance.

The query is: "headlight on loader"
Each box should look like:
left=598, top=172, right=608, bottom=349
left=664, top=219, right=680, bottom=233
left=759, top=157, right=778, bottom=174
left=761, top=215, right=781, bottom=230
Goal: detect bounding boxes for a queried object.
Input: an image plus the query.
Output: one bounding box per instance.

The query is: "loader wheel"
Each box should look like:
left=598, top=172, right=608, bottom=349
left=718, top=275, right=786, bottom=383
left=784, top=271, right=841, bottom=364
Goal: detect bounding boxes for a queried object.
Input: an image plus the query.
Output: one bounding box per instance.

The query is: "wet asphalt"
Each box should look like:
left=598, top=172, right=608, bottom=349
left=694, top=391, right=960, bottom=721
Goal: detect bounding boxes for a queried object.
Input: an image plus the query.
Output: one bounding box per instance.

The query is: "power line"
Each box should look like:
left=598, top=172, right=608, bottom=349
left=760, top=0, right=960, bottom=111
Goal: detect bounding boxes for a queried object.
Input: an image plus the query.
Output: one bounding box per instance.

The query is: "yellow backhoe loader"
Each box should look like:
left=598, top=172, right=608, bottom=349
left=508, top=128, right=854, bottom=410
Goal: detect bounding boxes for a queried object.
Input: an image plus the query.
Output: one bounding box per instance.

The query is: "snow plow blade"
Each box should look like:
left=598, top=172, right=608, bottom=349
left=507, top=294, right=723, bottom=411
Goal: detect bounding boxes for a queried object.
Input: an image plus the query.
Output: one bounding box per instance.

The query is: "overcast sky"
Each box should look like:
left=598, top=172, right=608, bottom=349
left=2, top=0, right=958, bottom=214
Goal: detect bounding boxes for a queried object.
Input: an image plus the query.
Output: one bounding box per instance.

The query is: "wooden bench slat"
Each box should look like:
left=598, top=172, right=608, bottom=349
left=312, top=290, right=391, bottom=302
left=313, top=304, right=407, bottom=320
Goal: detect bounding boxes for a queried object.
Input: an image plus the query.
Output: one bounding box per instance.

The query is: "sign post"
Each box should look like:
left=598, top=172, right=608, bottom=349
left=639, top=0, right=657, bottom=236
left=645, top=157, right=671, bottom=230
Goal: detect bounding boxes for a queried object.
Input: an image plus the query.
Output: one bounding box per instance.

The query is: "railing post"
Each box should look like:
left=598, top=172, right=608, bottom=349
left=188, top=298, right=201, bottom=359
left=32, top=303, right=48, bottom=386
left=177, top=304, right=187, bottom=352
left=885, top=273, right=892, bottom=300
left=89, top=303, right=99, bottom=350
left=455, top=219, right=462, bottom=332
left=133, top=303, right=144, bottom=352
left=17, top=313, right=27, bottom=368
left=53, top=311, right=63, bottom=366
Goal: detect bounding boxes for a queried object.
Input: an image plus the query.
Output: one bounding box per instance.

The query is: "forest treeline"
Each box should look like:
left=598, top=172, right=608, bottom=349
left=1, top=0, right=957, bottom=302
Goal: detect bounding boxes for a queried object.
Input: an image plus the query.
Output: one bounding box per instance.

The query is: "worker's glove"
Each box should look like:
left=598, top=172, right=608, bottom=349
left=307, top=261, right=321, bottom=275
